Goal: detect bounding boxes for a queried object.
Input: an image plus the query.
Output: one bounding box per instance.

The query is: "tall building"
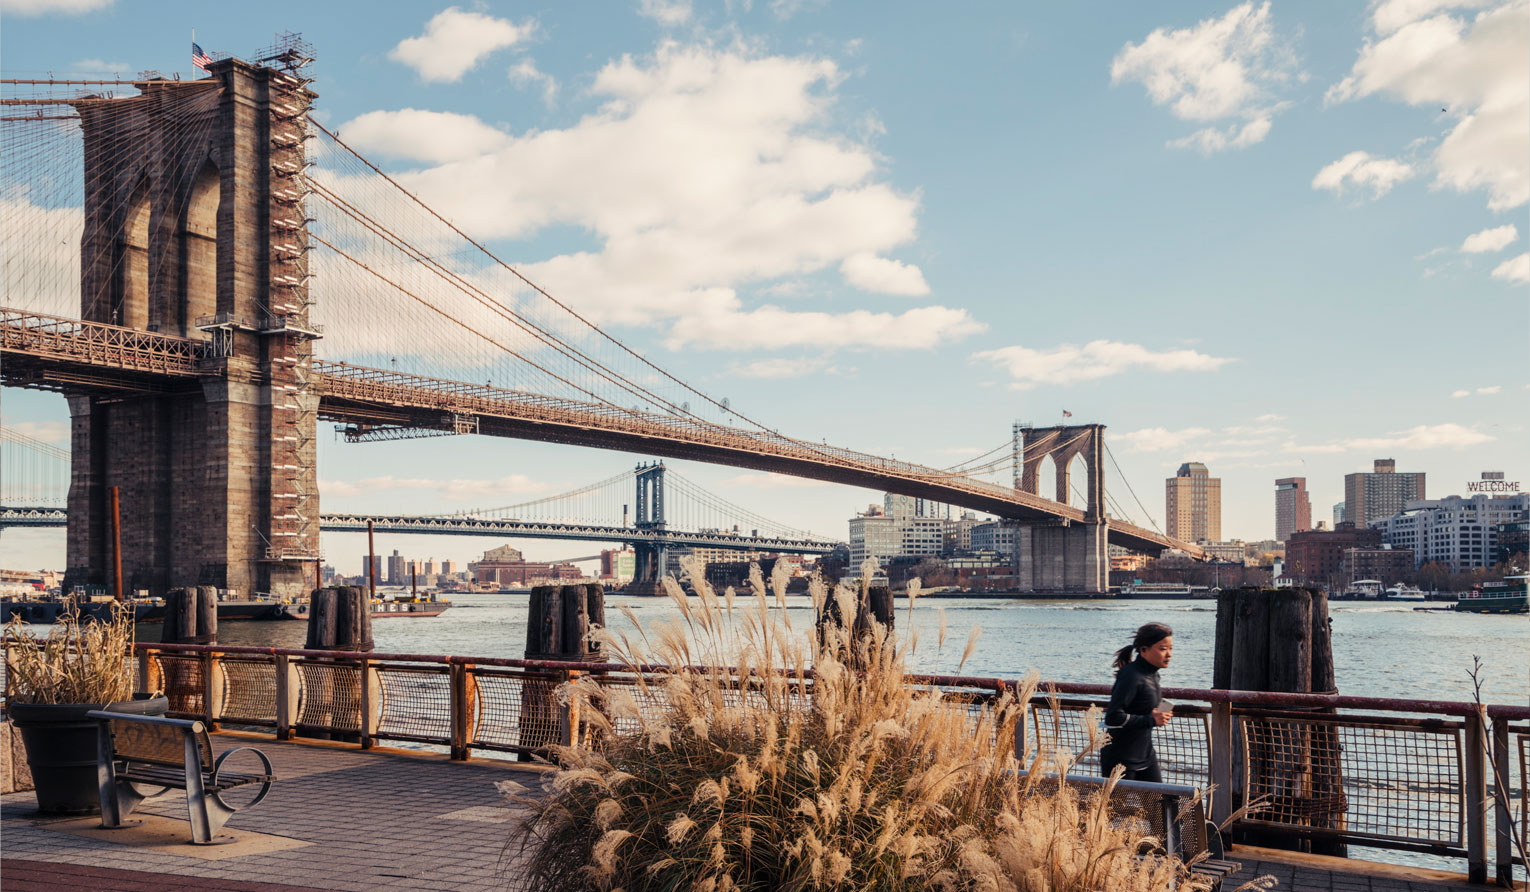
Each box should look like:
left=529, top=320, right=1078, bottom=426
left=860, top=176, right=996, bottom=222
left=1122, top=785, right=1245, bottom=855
left=1377, top=493, right=1529, bottom=571
left=359, top=554, right=382, bottom=586
left=1274, top=477, right=1311, bottom=542
left=1166, top=462, right=1221, bottom=543
left=1333, top=502, right=1346, bottom=526
left=386, top=550, right=406, bottom=586
left=848, top=494, right=952, bottom=569
left=1344, top=459, right=1425, bottom=528
left=440, top=559, right=456, bottom=577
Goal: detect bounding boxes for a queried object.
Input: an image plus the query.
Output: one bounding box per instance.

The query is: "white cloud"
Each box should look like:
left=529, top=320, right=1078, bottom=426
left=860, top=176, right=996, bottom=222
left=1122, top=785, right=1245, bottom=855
left=1311, top=150, right=1417, bottom=198
left=638, top=0, right=692, bottom=26
left=970, top=340, right=1232, bottom=389
left=726, top=357, right=829, bottom=379
left=7, top=420, right=70, bottom=444
left=1169, top=117, right=1273, bottom=154
left=839, top=253, right=930, bottom=296
left=0, top=0, right=110, bottom=14
left=390, top=7, right=536, bottom=83
left=509, top=59, right=559, bottom=106
left=320, top=474, right=549, bottom=502
left=1118, top=426, right=1213, bottom=452
left=718, top=472, right=828, bottom=489
left=1460, top=223, right=1519, bottom=252
left=1111, top=2, right=1298, bottom=152
left=1287, top=423, right=1494, bottom=454
left=343, top=44, right=963, bottom=351
left=1327, top=1, right=1529, bottom=212
left=1254, top=413, right=1285, bottom=422
left=667, top=295, right=984, bottom=350
left=0, top=196, right=82, bottom=318
left=1451, top=388, right=1472, bottom=397
left=70, top=58, right=130, bottom=72
left=340, top=109, right=510, bottom=163
left=1491, top=251, right=1529, bottom=282
left=1477, top=385, right=1502, bottom=394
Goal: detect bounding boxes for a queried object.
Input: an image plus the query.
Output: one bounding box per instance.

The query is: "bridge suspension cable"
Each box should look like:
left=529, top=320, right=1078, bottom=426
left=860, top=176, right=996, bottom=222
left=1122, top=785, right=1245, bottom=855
left=1, top=426, right=70, bottom=506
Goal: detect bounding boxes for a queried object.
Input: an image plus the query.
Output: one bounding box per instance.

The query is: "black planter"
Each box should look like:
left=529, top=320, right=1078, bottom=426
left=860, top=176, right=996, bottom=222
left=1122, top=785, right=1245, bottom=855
left=8, top=693, right=169, bottom=815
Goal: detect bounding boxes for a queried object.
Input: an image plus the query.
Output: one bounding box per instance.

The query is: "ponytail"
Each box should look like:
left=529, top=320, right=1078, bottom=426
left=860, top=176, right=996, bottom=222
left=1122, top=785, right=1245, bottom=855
left=1112, top=621, right=1173, bottom=671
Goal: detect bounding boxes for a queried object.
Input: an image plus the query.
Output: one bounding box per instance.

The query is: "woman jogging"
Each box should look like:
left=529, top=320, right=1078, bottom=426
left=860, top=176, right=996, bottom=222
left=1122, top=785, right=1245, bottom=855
left=1100, top=622, right=1173, bottom=783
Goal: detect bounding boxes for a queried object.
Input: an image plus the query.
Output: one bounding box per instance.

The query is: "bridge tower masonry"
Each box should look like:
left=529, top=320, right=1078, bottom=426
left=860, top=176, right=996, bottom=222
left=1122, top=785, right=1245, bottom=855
left=1010, top=423, right=1108, bottom=593
left=627, top=462, right=669, bottom=594
left=65, top=47, right=320, bottom=599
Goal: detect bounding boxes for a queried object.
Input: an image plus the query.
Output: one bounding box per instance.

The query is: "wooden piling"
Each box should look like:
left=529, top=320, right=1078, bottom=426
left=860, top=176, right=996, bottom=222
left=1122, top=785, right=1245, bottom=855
left=519, top=582, right=605, bottom=757
left=1214, top=586, right=1344, bottom=855
left=817, top=583, right=894, bottom=669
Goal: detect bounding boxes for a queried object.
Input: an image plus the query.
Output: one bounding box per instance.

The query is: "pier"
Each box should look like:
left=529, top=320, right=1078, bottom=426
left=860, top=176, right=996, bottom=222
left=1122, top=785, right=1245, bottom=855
left=3, top=640, right=1525, bottom=889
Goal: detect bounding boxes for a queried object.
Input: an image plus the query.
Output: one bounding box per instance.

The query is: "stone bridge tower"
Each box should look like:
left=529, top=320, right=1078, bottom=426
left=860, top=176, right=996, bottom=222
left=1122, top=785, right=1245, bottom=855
left=66, top=47, right=319, bottom=599
left=1010, top=423, right=1108, bottom=593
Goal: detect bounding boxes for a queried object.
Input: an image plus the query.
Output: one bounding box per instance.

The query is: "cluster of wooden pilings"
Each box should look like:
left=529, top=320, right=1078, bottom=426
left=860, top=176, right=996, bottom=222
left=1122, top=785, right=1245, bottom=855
left=1214, top=587, right=1345, bottom=855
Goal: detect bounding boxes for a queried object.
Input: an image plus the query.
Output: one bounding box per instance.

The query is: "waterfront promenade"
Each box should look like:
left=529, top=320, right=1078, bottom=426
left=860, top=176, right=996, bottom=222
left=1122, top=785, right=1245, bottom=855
left=0, top=732, right=1501, bottom=892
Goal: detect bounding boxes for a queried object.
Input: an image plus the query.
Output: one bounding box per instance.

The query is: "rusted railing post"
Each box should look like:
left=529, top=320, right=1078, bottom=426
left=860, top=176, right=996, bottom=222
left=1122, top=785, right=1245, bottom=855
left=450, top=661, right=474, bottom=760
left=1490, top=715, right=1512, bottom=886
left=274, top=654, right=293, bottom=740
left=1464, top=709, right=1488, bottom=884
left=561, top=668, right=580, bottom=749
left=1209, top=700, right=1234, bottom=830
left=136, top=647, right=154, bottom=696
left=200, top=649, right=218, bottom=728
left=358, top=655, right=373, bottom=749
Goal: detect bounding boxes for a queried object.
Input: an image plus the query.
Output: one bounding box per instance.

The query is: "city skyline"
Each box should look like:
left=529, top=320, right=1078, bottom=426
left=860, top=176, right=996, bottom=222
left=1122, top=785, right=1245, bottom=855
left=2, top=1, right=1525, bottom=573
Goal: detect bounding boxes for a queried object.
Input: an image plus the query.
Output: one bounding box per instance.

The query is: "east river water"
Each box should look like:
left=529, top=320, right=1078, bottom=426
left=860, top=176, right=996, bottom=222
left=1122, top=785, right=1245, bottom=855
left=151, top=593, right=1529, bottom=705
left=129, top=594, right=1527, bottom=877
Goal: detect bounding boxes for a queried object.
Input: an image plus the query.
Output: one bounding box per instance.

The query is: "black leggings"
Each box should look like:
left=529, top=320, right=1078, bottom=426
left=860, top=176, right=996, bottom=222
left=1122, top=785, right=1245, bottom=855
left=1100, top=750, right=1162, bottom=783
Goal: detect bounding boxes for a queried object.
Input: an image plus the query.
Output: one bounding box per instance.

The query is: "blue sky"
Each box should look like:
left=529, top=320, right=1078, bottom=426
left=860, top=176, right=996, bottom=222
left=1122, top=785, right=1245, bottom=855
left=3, top=0, right=1526, bottom=574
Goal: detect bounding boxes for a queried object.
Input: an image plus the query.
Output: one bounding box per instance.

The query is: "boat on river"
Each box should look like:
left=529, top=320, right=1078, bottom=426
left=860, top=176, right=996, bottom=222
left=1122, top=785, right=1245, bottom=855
left=1453, top=576, right=1528, bottom=614
left=274, top=594, right=451, bottom=620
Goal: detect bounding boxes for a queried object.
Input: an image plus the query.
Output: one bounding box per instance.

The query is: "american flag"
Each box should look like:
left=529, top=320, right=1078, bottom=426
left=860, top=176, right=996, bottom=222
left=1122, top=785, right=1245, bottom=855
left=192, top=42, right=212, bottom=72
left=1062, top=410, right=1073, bottom=418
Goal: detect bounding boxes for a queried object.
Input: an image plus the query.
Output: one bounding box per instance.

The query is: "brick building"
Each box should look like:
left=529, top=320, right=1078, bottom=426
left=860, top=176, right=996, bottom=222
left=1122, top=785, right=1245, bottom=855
left=472, top=545, right=581, bottom=588
left=1341, top=546, right=1414, bottom=586
left=1285, top=523, right=1382, bottom=589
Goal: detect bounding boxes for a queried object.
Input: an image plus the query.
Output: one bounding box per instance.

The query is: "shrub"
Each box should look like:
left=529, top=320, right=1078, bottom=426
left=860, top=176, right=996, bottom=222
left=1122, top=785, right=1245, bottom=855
left=507, top=561, right=1213, bottom=891
left=4, top=603, right=137, bottom=705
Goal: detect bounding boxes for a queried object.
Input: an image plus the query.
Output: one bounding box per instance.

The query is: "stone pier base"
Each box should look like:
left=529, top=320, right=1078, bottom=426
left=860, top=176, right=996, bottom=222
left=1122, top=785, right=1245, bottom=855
left=1013, top=521, right=1108, bottom=594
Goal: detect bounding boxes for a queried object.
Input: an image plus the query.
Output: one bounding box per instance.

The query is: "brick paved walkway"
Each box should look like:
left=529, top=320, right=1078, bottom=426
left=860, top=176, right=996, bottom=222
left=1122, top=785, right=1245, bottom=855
left=1, top=733, right=1510, bottom=891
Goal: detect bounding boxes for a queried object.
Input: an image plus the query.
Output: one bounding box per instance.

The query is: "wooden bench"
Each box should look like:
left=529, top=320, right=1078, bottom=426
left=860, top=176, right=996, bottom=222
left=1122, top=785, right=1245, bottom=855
left=88, top=710, right=274, bottom=845
left=1017, top=771, right=1241, bottom=891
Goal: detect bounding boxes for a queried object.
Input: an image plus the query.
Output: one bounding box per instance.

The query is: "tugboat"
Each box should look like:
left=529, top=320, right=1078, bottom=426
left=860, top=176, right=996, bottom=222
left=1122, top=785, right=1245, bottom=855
left=1453, top=576, right=1529, bottom=614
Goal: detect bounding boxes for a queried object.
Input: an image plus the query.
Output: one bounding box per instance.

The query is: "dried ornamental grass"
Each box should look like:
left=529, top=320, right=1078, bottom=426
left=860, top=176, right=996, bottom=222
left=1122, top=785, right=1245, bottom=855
left=507, top=560, right=1247, bottom=892
left=4, top=603, right=137, bottom=705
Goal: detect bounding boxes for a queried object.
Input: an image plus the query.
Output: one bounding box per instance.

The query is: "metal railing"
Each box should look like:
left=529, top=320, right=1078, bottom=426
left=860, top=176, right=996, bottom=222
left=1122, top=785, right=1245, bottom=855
left=4, top=640, right=1520, bottom=884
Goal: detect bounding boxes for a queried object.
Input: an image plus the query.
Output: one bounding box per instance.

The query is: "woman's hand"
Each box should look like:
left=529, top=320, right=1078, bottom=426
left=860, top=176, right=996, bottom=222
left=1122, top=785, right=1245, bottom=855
left=1151, top=708, right=1173, bottom=727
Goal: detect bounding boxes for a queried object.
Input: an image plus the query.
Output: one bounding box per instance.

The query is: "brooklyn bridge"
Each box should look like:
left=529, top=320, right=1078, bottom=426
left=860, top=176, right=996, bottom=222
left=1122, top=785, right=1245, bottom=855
left=0, top=36, right=1201, bottom=598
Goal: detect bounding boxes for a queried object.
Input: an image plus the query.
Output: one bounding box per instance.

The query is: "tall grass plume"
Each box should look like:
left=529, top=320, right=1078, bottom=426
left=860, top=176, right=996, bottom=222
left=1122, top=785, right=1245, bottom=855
left=507, top=561, right=1224, bottom=891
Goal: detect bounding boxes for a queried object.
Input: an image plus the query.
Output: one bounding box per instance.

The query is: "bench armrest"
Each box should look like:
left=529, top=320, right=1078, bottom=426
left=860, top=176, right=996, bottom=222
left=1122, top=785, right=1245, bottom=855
left=87, top=710, right=206, bottom=734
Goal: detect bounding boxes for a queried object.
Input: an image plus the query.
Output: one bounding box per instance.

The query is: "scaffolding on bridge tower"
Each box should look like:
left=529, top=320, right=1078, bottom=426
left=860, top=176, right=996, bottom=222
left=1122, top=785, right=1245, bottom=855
left=261, top=32, right=319, bottom=563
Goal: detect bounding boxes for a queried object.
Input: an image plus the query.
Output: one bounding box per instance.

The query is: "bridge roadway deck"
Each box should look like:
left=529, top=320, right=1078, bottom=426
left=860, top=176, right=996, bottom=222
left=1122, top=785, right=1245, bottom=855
left=1, top=309, right=1199, bottom=557
left=0, top=733, right=1491, bottom=891
left=0, top=507, right=841, bottom=553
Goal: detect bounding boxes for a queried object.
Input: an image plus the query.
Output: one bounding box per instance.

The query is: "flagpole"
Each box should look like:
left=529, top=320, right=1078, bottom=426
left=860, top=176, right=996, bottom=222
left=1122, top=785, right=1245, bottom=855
left=191, top=28, right=195, bottom=79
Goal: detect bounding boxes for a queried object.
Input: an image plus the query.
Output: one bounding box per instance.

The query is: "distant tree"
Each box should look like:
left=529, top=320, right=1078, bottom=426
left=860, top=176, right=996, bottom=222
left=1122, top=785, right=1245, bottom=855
left=1411, top=561, right=1452, bottom=593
